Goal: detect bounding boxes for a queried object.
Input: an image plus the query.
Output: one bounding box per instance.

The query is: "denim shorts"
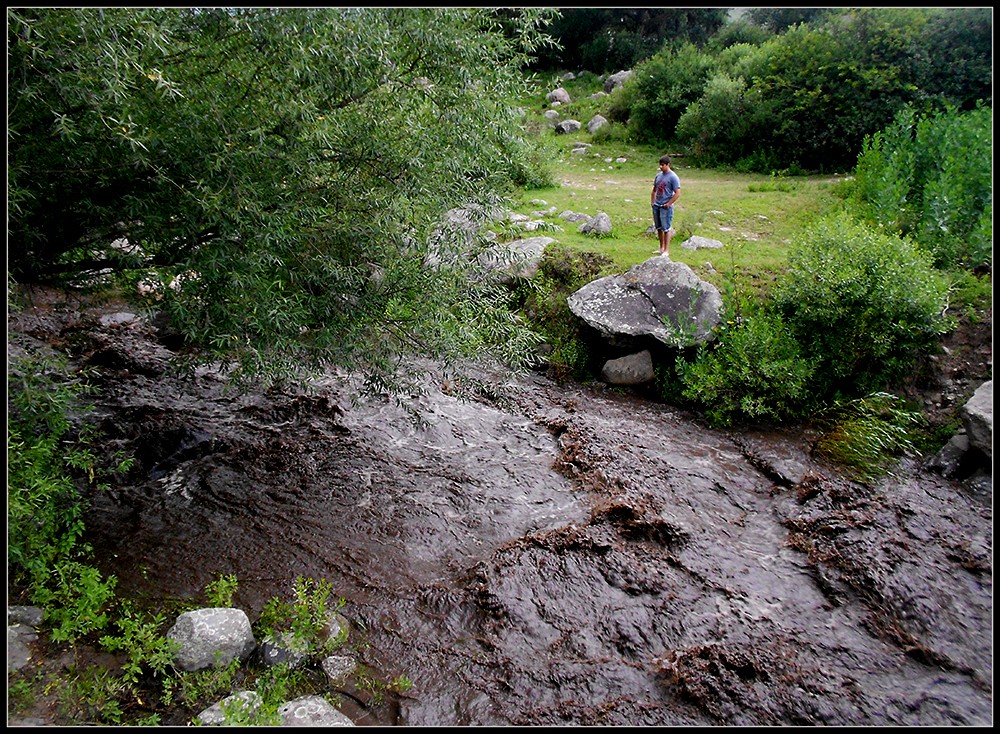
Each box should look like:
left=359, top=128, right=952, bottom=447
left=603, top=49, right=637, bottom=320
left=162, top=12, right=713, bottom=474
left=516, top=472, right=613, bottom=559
left=652, top=203, right=673, bottom=231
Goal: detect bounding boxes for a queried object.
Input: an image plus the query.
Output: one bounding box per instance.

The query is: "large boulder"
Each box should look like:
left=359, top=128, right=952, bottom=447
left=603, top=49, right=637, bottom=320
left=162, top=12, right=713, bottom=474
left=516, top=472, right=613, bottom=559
left=567, top=257, right=722, bottom=348
left=960, top=380, right=992, bottom=459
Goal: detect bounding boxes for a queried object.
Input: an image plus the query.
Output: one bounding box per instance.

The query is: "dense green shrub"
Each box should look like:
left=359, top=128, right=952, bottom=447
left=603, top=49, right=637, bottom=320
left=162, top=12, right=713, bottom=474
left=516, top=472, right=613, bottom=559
left=711, top=42, right=766, bottom=76
left=589, top=120, right=630, bottom=145
left=914, top=7, right=993, bottom=111
left=8, top=355, right=82, bottom=575
left=743, top=22, right=897, bottom=171
left=675, top=73, right=758, bottom=167
left=772, top=213, right=950, bottom=400
left=676, top=310, right=817, bottom=426
left=845, top=107, right=920, bottom=232
left=624, top=42, right=715, bottom=145
left=7, top=347, right=121, bottom=642
left=849, top=105, right=992, bottom=269
left=671, top=8, right=992, bottom=173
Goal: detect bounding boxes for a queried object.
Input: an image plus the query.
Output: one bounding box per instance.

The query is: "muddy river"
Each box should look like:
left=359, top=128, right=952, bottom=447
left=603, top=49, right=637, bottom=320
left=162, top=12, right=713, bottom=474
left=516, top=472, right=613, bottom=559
left=10, top=293, right=993, bottom=726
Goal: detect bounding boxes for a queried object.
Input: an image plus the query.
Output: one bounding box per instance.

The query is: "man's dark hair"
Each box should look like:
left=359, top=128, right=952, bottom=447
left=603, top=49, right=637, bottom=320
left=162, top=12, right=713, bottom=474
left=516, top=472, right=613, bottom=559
left=659, top=155, right=671, bottom=166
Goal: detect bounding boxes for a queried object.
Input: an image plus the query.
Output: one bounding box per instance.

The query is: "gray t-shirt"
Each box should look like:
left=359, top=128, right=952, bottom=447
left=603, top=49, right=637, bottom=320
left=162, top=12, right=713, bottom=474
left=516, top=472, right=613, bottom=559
left=653, top=170, right=681, bottom=206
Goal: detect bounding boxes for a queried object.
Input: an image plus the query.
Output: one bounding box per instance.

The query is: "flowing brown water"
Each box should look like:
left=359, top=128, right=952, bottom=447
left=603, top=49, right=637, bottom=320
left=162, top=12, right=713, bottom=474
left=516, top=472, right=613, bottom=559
left=11, top=294, right=993, bottom=726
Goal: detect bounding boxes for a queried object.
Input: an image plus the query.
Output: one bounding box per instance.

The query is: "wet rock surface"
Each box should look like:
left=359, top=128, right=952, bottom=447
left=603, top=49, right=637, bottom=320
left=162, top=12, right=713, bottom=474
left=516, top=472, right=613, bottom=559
left=7, top=288, right=993, bottom=726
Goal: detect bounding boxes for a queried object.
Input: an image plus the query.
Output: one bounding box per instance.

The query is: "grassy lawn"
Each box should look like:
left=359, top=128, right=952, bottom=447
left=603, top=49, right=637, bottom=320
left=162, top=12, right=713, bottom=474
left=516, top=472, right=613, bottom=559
left=508, top=72, right=850, bottom=293
left=511, top=139, right=848, bottom=292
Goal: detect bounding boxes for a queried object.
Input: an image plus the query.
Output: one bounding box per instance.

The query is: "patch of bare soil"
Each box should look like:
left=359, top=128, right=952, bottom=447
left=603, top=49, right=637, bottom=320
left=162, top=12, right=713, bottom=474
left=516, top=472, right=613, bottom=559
left=904, top=303, right=992, bottom=434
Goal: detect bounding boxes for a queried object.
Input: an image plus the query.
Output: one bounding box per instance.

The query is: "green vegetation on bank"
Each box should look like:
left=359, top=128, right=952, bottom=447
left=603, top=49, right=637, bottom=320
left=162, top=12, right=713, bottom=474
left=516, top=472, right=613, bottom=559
left=848, top=104, right=993, bottom=270
left=7, top=346, right=126, bottom=643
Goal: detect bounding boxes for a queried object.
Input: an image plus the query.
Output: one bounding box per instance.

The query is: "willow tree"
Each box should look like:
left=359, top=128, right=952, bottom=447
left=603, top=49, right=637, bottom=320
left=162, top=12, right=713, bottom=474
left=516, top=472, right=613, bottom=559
left=8, top=7, right=555, bottom=389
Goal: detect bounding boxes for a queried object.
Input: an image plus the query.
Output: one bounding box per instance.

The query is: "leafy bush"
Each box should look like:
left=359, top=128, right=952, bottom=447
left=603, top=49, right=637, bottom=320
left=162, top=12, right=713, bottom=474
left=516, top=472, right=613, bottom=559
left=589, top=121, right=630, bottom=145
left=675, top=73, right=757, bottom=167
left=625, top=42, right=715, bottom=145
left=7, top=342, right=123, bottom=642
left=506, top=133, right=559, bottom=190
left=773, top=213, right=950, bottom=400
left=847, top=107, right=919, bottom=232
left=677, top=310, right=817, bottom=426
left=161, top=657, right=247, bottom=716
left=514, top=244, right=615, bottom=381
left=674, top=9, right=992, bottom=173
left=204, top=573, right=240, bottom=607
left=850, top=104, right=992, bottom=269
left=98, top=602, right=180, bottom=687
left=257, top=576, right=347, bottom=657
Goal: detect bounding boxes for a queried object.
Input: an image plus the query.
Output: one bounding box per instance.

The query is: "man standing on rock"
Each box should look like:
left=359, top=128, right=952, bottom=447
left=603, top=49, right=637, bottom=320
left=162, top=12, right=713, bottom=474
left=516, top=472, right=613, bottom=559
left=651, top=154, right=681, bottom=257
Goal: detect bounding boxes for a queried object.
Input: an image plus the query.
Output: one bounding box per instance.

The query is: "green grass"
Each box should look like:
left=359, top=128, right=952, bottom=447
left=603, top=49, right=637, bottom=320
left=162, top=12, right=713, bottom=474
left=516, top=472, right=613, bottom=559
left=509, top=71, right=849, bottom=294
left=511, top=140, right=847, bottom=291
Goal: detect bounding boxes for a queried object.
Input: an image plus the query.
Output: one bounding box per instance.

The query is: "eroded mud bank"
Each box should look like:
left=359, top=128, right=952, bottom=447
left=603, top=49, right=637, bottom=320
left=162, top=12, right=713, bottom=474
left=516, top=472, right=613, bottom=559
left=8, top=291, right=992, bottom=726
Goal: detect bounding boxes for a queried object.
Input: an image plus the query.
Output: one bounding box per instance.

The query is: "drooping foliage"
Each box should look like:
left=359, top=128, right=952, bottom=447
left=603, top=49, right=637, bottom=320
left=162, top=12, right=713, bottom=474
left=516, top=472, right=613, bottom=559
left=8, top=7, right=555, bottom=388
